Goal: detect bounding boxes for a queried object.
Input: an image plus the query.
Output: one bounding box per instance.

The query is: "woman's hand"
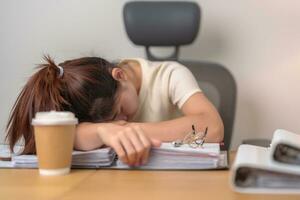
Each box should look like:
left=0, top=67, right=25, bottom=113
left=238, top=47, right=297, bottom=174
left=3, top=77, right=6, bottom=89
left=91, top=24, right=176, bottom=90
left=97, top=122, right=161, bottom=166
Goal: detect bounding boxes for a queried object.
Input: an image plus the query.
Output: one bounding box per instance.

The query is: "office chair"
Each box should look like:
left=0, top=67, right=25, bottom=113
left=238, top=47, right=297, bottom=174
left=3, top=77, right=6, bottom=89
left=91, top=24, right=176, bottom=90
left=123, top=1, right=237, bottom=150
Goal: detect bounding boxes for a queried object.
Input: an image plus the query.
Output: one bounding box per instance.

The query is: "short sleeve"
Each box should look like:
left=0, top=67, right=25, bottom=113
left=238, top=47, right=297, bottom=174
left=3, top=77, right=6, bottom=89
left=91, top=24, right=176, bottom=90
left=168, top=63, right=202, bottom=109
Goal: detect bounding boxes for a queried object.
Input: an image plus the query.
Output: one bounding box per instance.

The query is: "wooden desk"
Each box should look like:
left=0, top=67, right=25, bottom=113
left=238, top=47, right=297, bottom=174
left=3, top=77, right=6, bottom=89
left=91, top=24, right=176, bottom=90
left=0, top=168, right=95, bottom=200
left=0, top=152, right=299, bottom=200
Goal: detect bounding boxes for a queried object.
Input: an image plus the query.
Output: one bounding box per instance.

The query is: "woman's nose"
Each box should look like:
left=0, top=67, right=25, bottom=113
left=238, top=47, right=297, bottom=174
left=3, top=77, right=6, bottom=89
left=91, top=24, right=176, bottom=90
left=115, top=114, right=128, bottom=121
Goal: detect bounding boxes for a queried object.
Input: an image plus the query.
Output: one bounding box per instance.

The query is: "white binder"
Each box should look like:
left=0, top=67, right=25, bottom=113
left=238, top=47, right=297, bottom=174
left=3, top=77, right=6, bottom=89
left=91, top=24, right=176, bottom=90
left=231, top=129, right=300, bottom=194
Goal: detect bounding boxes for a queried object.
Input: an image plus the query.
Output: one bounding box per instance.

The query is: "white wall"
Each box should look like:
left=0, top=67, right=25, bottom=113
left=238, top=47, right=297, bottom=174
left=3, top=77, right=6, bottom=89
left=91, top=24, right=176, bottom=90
left=1, top=0, right=299, bottom=149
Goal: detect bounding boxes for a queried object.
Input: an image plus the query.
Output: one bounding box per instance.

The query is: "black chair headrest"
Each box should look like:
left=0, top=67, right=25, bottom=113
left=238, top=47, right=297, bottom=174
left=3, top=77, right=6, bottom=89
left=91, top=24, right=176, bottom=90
left=123, top=1, right=201, bottom=47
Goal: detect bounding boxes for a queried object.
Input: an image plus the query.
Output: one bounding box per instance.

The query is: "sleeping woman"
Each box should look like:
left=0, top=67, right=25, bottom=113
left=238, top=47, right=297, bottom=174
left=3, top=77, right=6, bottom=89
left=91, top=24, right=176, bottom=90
left=6, top=56, right=224, bottom=166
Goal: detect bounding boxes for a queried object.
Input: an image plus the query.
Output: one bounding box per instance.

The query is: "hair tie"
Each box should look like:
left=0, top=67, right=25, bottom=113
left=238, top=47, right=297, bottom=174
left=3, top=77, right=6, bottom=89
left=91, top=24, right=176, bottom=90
left=57, top=66, right=64, bottom=78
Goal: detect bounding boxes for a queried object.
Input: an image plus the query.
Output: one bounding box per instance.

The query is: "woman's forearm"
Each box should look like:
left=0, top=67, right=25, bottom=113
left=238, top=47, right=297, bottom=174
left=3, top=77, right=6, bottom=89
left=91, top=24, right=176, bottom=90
left=74, top=120, right=128, bottom=151
left=74, top=113, right=224, bottom=151
left=136, top=114, right=224, bottom=143
left=74, top=122, right=104, bottom=151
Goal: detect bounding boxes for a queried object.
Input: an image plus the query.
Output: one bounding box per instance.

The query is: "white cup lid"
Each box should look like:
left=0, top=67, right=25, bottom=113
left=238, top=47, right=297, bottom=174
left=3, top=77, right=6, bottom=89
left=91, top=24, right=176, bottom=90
left=32, top=111, right=78, bottom=126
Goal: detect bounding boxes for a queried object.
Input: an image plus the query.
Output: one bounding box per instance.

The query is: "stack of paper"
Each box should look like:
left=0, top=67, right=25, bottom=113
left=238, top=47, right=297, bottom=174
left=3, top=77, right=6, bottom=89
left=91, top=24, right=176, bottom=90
left=71, top=148, right=116, bottom=168
left=11, top=147, right=116, bottom=168
left=115, top=143, right=227, bottom=169
left=0, top=145, right=16, bottom=168
left=1, top=142, right=227, bottom=170
left=231, top=129, right=300, bottom=194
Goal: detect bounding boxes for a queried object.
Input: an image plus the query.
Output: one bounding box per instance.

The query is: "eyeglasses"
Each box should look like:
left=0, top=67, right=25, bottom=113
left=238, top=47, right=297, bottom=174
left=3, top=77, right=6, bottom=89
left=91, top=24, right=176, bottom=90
left=172, top=125, right=208, bottom=148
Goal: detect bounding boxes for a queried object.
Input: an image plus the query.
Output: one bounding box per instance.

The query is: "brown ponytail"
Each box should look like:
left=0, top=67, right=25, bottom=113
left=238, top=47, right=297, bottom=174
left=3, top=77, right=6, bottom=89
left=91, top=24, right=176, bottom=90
left=6, top=56, right=119, bottom=154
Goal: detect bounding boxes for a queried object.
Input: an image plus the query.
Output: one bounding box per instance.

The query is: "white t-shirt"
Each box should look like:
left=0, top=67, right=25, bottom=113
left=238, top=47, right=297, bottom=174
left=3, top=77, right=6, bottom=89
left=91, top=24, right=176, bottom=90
left=120, top=58, right=202, bottom=122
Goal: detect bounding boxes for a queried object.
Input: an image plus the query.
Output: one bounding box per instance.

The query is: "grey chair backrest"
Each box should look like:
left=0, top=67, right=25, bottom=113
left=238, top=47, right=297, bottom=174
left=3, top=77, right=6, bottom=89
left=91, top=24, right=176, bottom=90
left=123, top=1, right=237, bottom=150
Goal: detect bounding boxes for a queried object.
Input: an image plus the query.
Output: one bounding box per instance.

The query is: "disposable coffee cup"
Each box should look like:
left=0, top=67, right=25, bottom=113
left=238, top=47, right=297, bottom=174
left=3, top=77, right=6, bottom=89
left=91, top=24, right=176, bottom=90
left=32, top=111, right=78, bottom=176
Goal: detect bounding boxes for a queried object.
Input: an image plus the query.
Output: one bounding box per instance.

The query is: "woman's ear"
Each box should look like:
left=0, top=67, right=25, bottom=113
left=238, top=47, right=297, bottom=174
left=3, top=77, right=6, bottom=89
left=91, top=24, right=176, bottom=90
left=111, top=68, right=127, bottom=81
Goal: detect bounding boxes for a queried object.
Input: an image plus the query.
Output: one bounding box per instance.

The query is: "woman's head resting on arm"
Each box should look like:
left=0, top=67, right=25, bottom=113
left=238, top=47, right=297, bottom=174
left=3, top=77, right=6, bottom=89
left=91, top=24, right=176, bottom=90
left=110, top=64, right=140, bottom=122
left=5, top=56, right=139, bottom=154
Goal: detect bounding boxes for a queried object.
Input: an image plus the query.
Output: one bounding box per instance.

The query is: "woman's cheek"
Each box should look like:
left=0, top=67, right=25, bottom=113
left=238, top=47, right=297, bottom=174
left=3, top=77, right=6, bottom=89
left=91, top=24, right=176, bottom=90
left=125, top=95, right=139, bottom=116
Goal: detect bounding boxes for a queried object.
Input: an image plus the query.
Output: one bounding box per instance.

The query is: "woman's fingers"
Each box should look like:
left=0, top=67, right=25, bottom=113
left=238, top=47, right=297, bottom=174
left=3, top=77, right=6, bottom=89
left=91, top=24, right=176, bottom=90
left=126, top=128, right=146, bottom=166
left=150, top=138, right=162, bottom=147
left=97, top=122, right=161, bottom=167
left=110, top=139, right=129, bottom=164
left=119, top=132, right=137, bottom=166
left=132, top=126, right=152, bottom=165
